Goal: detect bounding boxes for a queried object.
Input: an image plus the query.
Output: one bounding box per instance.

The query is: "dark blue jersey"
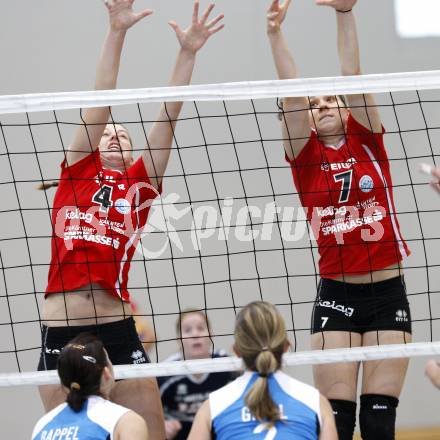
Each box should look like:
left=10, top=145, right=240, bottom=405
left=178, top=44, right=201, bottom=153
left=158, top=351, right=234, bottom=440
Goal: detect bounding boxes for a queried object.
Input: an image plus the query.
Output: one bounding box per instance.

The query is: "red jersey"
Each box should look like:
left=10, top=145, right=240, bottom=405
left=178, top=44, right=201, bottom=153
left=46, top=151, right=160, bottom=301
left=286, top=113, right=409, bottom=278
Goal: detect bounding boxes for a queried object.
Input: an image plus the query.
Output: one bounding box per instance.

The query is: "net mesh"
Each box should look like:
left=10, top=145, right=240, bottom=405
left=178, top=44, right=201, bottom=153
left=1, top=71, right=440, bottom=385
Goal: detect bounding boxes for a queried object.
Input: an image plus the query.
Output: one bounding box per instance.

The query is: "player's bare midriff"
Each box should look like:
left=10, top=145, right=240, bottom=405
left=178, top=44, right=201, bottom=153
left=331, top=262, right=402, bottom=284
left=42, top=283, right=133, bottom=327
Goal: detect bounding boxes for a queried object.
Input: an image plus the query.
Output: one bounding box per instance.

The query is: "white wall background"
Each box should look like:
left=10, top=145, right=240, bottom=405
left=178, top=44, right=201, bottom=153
left=1, top=0, right=440, bottom=437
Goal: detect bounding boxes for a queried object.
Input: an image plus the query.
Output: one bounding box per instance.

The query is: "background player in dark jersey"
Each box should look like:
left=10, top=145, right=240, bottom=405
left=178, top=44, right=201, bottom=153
left=268, top=1, right=411, bottom=439
left=32, top=333, right=148, bottom=440
left=158, top=310, right=234, bottom=440
left=189, top=301, right=337, bottom=440
left=37, top=1, right=224, bottom=438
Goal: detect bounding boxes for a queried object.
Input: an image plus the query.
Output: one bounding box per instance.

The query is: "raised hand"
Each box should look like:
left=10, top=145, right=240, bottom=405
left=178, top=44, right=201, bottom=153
left=429, top=166, right=440, bottom=194
left=315, top=0, right=357, bottom=12
left=105, top=0, right=153, bottom=32
left=168, top=0, right=224, bottom=54
left=267, top=0, right=292, bottom=34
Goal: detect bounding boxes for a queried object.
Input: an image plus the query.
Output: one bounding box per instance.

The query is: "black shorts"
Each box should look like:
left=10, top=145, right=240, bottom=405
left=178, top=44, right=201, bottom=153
left=38, top=317, right=150, bottom=371
left=311, top=276, right=412, bottom=334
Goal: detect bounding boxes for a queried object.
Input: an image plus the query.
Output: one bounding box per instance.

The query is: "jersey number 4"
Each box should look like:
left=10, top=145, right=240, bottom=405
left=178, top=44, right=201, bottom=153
left=333, top=170, right=353, bottom=203
left=92, top=185, right=114, bottom=212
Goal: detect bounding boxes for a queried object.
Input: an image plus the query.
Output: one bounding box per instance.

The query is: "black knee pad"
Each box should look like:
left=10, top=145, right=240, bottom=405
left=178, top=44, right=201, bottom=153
left=359, top=394, right=399, bottom=440
left=329, top=399, right=357, bottom=440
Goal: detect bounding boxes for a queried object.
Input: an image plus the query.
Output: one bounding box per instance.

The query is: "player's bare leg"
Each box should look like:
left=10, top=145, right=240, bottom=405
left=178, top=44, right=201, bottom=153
left=312, top=331, right=362, bottom=400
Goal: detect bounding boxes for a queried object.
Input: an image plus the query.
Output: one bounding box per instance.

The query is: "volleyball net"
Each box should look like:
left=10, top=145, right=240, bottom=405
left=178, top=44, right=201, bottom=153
left=1, top=71, right=440, bottom=386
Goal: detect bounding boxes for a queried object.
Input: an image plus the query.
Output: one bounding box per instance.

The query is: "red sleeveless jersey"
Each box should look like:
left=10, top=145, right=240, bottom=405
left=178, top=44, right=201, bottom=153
left=46, top=151, right=160, bottom=301
left=286, top=113, right=409, bottom=278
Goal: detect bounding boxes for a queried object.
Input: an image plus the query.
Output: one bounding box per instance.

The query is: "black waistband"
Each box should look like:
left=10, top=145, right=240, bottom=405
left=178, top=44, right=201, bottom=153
left=320, top=275, right=405, bottom=295
left=42, top=317, right=138, bottom=346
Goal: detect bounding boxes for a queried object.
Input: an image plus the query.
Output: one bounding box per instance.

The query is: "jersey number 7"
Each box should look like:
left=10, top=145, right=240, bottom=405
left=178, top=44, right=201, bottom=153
left=333, top=170, right=353, bottom=203
left=254, top=423, right=277, bottom=440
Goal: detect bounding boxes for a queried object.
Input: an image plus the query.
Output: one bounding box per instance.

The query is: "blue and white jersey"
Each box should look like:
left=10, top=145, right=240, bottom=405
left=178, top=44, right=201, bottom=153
left=31, top=395, right=129, bottom=440
left=210, top=371, right=321, bottom=440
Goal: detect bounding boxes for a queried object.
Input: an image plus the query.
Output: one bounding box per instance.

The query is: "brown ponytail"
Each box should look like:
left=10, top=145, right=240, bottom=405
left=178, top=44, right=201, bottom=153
left=234, top=301, right=288, bottom=426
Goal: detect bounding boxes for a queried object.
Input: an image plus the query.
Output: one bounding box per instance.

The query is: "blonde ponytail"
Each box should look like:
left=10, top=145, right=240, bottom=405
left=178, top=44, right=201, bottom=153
left=245, top=349, right=279, bottom=424
left=234, top=301, right=287, bottom=425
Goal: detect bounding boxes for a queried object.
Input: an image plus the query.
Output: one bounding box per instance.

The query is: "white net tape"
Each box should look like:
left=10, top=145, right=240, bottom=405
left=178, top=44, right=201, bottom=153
left=2, top=341, right=440, bottom=387
left=1, top=70, right=440, bottom=114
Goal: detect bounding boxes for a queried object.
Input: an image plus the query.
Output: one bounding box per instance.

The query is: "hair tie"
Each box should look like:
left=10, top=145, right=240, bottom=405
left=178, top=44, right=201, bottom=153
left=336, top=9, right=352, bottom=13
left=70, top=382, right=81, bottom=391
left=261, top=346, right=270, bottom=352
left=259, top=372, right=272, bottom=378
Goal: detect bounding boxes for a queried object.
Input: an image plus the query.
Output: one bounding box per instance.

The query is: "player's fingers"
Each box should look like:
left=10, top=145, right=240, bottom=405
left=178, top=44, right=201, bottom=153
left=192, top=0, right=200, bottom=23
left=429, top=181, right=440, bottom=194
left=206, top=13, right=224, bottom=29
left=168, top=20, right=183, bottom=38
left=200, top=3, right=215, bottom=25
left=208, top=23, right=225, bottom=36
left=133, top=9, right=153, bottom=24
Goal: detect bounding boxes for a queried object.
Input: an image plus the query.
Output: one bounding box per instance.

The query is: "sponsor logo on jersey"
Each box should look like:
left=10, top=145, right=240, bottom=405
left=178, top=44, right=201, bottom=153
left=316, top=205, right=347, bottom=218
left=321, top=157, right=356, bottom=172
left=44, top=347, right=61, bottom=355
left=359, top=175, right=374, bottom=193
left=131, top=350, right=146, bottom=364
left=65, top=208, right=94, bottom=224
left=177, top=384, right=188, bottom=395
left=355, top=196, right=378, bottom=210
left=115, top=198, right=131, bottom=214
left=321, top=209, right=384, bottom=236
left=395, top=309, right=408, bottom=322
left=95, top=171, right=117, bottom=184
left=318, top=300, right=354, bottom=317
left=63, top=231, right=120, bottom=249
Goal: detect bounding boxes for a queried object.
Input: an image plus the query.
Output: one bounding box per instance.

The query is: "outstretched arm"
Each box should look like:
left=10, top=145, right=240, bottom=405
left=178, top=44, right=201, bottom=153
left=316, top=0, right=382, bottom=132
left=144, top=1, right=224, bottom=190
left=267, top=0, right=310, bottom=160
left=67, top=0, right=152, bottom=167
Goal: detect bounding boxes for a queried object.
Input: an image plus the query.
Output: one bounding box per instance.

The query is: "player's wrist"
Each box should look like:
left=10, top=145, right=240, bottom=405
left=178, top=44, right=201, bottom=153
left=267, top=26, right=282, bottom=38
left=336, top=9, right=352, bottom=13
left=107, top=28, right=127, bottom=41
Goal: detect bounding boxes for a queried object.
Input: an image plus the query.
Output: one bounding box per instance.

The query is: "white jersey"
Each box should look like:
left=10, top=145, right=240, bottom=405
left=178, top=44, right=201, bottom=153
left=31, top=395, right=129, bottom=440
left=210, top=371, right=321, bottom=440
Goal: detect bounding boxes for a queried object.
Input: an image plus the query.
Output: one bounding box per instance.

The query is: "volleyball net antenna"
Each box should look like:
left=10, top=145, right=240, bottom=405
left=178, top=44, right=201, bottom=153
left=1, top=71, right=440, bottom=387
